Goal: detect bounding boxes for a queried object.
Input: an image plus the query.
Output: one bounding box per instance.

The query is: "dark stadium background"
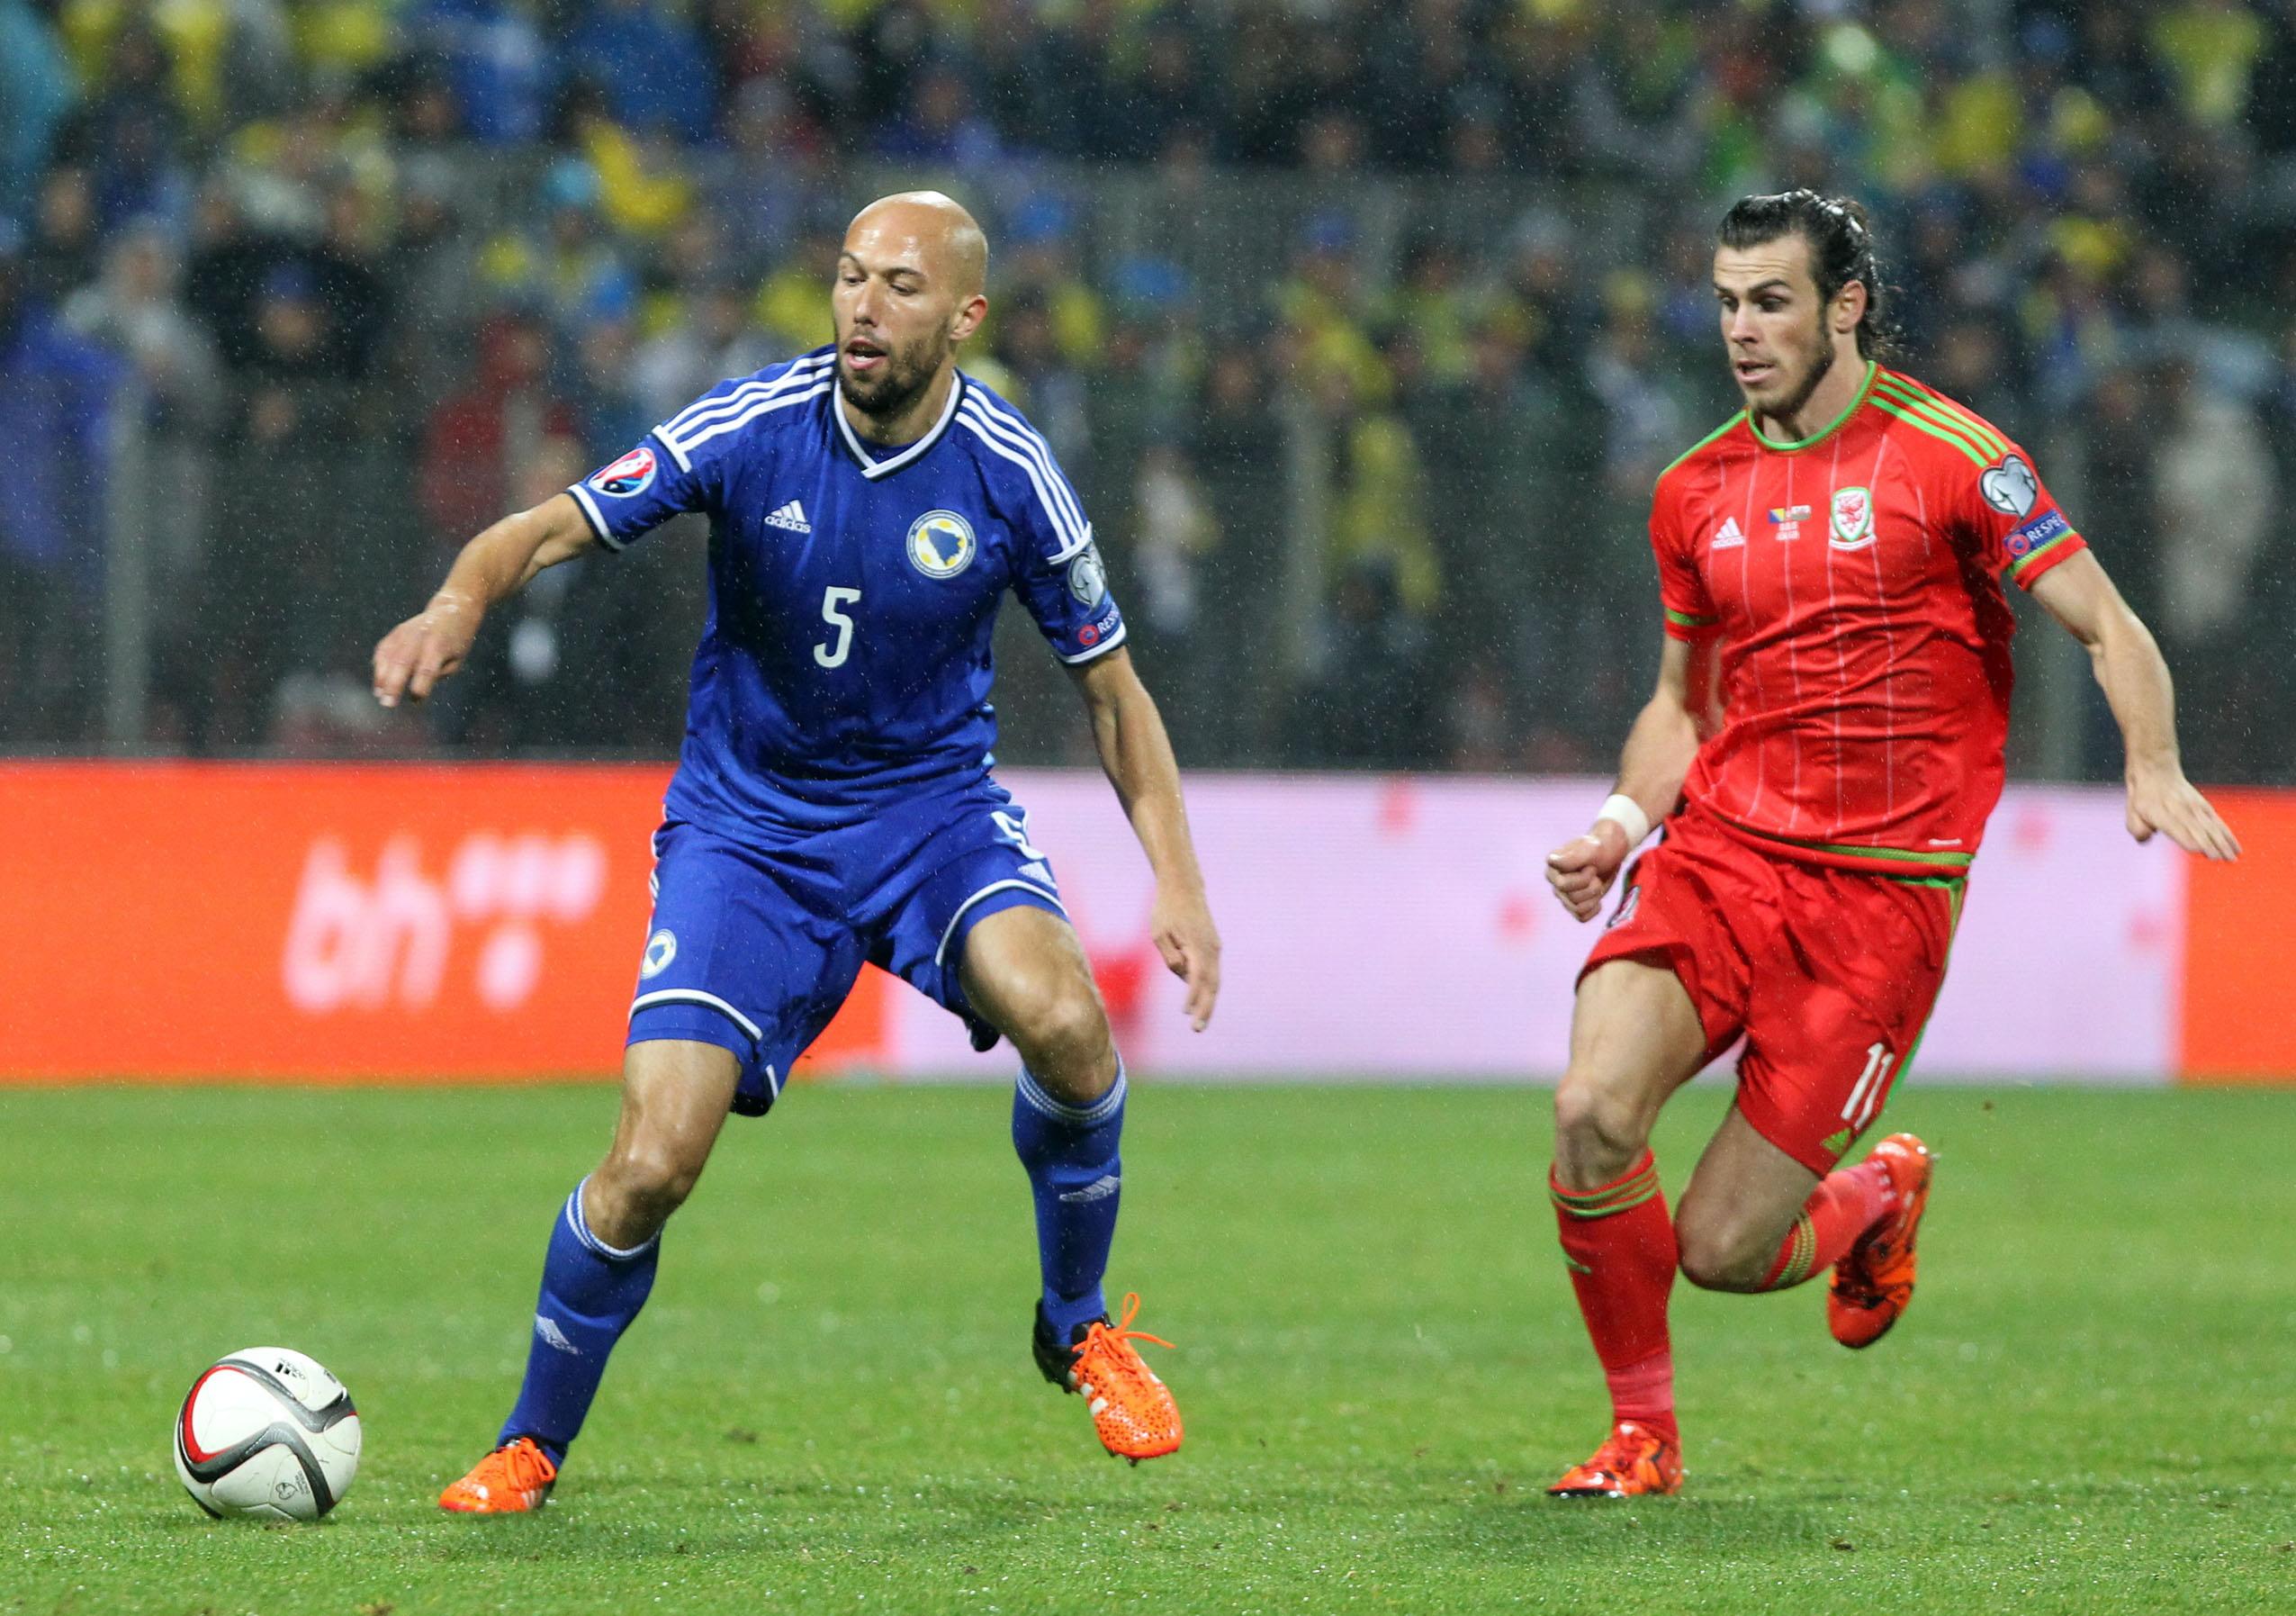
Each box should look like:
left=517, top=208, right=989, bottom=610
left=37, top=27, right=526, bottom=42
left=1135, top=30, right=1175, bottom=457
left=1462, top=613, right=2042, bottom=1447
left=1, top=0, right=2291, bottom=784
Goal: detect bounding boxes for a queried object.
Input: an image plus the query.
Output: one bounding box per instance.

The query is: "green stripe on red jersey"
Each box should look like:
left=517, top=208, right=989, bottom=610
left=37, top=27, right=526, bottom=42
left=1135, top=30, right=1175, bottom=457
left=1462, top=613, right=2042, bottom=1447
left=1871, top=378, right=2011, bottom=462
left=1745, top=361, right=1879, bottom=453
left=1656, top=411, right=1749, bottom=484
left=2007, top=527, right=2082, bottom=582
left=1868, top=389, right=1994, bottom=468
left=1876, top=374, right=2012, bottom=456
left=1665, top=607, right=1720, bottom=629
left=1715, top=810, right=1977, bottom=872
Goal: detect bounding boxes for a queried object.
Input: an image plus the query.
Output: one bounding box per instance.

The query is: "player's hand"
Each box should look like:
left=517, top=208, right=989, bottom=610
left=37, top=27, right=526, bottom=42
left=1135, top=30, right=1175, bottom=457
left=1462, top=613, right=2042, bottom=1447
left=373, top=592, right=483, bottom=708
left=1151, top=883, right=1221, bottom=1032
left=2126, top=765, right=2241, bottom=862
left=1546, top=821, right=1632, bottom=923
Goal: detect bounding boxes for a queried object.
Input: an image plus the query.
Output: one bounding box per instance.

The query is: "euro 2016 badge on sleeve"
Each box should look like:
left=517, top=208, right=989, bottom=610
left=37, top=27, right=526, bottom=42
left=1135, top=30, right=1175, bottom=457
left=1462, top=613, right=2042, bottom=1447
left=906, top=510, right=977, bottom=578
left=590, top=445, right=657, bottom=498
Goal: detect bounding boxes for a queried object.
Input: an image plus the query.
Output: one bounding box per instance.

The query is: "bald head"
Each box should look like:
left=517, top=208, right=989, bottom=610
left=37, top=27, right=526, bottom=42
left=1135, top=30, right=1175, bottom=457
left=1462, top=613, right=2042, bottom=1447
left=832, top=190, right=990, bottom=437
left=844, top=190, right=987, bottom=301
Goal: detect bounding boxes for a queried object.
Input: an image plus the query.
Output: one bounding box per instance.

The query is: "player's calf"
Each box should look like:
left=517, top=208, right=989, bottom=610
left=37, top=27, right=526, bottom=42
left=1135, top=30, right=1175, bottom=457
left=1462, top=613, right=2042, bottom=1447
left=1675, top=1214, right=1790, bottom=1293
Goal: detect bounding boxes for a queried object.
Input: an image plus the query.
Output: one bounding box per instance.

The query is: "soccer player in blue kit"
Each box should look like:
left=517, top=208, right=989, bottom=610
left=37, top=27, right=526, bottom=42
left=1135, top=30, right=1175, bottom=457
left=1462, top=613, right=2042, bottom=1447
left=373, top=192, right=1222, bottom=1512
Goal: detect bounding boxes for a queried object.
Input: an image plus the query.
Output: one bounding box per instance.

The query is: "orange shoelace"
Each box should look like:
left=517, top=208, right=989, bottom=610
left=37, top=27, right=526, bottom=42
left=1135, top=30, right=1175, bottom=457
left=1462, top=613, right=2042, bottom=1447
left=1583, top=1427, right=1660, bottom=1476
left=1075, top=1293, right=1175, bottom=1388
left=482, top=1439, right=555, bottom=1491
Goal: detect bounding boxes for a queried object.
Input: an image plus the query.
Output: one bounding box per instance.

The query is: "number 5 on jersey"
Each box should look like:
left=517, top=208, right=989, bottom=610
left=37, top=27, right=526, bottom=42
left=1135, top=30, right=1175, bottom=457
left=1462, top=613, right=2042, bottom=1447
left=814, top=586, right=861, bottom=669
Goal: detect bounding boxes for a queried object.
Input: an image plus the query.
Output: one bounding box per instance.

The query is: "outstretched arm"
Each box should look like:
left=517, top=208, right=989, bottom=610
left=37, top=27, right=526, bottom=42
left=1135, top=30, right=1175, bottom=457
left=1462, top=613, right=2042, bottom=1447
left=2027, top=548, right=2240, bottom=861
left=373, top=492, right=599, bottom=708
left=1066, top=647, right=1221, bottom=1031
left=1547, top=634, right=1719, bottom=922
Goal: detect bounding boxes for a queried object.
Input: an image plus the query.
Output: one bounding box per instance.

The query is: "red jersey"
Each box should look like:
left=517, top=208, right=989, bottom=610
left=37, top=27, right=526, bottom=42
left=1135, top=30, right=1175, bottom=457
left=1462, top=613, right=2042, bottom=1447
left=1652, top=362, right=2086, bottom=877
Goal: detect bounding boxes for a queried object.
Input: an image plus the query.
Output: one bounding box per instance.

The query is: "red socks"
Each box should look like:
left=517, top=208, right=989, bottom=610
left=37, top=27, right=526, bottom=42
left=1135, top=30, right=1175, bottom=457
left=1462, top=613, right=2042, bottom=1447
left=1552, top=1151, right=1902, bottom=1443
left=1551, top=1151, right=1678, bottom=1444
left=1755, top=1156, right=1897, bottom=1291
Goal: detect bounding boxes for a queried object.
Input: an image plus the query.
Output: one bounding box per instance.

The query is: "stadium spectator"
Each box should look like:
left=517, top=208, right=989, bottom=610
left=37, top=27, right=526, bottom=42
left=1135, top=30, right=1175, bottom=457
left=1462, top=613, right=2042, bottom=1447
left=564, top=0, right=715, bottom=145
left=0, top=0, right=75, bottom=229
left=419, top=306, right=576, bottom=551
left=2147, top=350, right=2274, bottom=775
left=63, top=221, right=223, bottom=591
left=23, top=163, right=105, bottom=309
left=410, top=0, right=554, bottom=146
left=0, top=237, right=125, bottom=743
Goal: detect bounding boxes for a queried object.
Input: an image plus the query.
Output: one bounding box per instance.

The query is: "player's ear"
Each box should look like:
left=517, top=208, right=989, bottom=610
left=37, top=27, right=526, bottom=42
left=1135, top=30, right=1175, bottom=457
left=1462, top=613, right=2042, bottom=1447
left=950, top=293, right=987, bottom=344
left=1835, top=278, right=1868, bottom=338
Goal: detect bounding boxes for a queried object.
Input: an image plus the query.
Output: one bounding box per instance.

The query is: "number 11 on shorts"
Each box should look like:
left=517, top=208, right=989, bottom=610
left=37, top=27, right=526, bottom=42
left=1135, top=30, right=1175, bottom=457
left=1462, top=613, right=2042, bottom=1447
left=1841, top=1041, right=1895, bottom=1133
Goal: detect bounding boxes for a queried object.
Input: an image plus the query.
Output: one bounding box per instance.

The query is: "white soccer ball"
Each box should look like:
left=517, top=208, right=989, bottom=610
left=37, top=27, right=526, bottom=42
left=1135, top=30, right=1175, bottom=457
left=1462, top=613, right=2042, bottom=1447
left=172, top=1347, right=361, bottom=1521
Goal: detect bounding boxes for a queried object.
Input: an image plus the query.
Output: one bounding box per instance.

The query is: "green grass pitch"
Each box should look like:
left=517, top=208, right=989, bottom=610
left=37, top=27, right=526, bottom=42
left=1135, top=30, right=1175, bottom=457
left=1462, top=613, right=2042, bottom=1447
left=4, top=1080, right=2291, bottom=1614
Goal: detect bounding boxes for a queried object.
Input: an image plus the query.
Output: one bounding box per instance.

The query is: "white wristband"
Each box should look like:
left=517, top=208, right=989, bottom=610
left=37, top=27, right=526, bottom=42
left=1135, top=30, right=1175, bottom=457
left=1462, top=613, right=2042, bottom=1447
left=1595, top=793, right=1652, bottom=848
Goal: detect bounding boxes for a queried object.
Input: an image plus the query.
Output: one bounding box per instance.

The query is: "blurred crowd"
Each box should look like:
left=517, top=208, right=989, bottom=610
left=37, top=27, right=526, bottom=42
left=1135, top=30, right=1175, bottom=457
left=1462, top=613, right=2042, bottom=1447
left=1, top=0, right=2293, bottom=781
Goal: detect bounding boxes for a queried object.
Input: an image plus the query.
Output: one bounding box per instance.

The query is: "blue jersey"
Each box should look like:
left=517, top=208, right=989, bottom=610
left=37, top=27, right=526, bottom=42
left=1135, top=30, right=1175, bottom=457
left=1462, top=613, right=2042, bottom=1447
left=565, top=347, right=1126, bottom=834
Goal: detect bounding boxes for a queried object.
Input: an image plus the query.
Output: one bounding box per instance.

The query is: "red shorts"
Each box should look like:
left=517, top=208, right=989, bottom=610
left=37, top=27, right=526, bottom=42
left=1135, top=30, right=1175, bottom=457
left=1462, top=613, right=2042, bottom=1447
left=1580, top=803, right=1962, bottom=1174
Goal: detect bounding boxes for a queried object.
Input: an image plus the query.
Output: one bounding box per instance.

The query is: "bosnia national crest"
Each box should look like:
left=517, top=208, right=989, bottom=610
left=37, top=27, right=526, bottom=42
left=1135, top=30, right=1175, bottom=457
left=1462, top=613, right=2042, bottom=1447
left=906, top=510, right=977, bottom=578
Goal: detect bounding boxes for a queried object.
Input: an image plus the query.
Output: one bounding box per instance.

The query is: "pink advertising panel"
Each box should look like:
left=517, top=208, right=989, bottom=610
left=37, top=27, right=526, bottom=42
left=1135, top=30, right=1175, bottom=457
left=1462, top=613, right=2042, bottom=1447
left=877, top=773, right=2183, bottom=1084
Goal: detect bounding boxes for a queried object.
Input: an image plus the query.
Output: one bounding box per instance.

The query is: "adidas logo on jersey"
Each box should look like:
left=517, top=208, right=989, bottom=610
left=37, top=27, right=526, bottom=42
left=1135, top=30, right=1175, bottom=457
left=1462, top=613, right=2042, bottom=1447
left=765, top=500, right=813, bottom=533
left=1711, top=516, right=1745, bottom=550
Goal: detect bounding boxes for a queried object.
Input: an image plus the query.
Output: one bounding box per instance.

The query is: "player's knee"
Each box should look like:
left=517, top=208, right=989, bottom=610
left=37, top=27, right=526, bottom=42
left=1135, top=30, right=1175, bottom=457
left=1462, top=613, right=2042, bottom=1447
left=598, top=1139, right=704, bottom=1229
left=1552, top=1073, right=1650, bottom=1182
left=1675, top=1216, right=1772, bottom=1293
left=1008, top=979, right=1113, bottom=1102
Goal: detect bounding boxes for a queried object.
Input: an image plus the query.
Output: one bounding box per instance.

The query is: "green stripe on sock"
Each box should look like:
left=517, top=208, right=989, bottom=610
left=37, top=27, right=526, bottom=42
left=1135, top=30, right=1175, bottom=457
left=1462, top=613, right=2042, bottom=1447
left=1772, top=1214, right=1816, bottom=1290
left=1552, top=1171, right=1657, bottom=1211
left=1553, top=1181, right=1661, bottom=1220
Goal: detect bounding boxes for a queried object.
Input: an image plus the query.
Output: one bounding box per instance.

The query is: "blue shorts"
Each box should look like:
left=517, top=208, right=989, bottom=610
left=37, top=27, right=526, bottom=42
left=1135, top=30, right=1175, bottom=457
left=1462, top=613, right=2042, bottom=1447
left=625, top=783, right=1067, bottom=1115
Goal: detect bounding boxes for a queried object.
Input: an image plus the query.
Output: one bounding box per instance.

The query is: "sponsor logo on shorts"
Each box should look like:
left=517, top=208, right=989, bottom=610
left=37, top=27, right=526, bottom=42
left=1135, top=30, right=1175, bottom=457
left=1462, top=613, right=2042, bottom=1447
left=907, top=510, right=977, bottom=578
left=1607, top=884, right=1642, bottom=929
left=590, top=445, right=657, bottom=498
left=641, top=928, right=677, bottom=979
left=2006, top=507, right=2067, bottom=557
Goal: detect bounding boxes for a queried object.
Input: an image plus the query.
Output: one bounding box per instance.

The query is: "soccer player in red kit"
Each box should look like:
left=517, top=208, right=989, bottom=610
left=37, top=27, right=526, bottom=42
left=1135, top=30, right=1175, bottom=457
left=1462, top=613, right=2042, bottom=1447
left=1539, top=190, right=2241, bottom=1497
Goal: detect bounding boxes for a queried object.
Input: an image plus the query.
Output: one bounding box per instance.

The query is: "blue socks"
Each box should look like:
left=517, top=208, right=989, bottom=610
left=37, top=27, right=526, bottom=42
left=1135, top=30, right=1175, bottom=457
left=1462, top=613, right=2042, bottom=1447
left=1012, top=1062, right=1127, bottom=1340
left=499, top=1178, right=660, bottom=1463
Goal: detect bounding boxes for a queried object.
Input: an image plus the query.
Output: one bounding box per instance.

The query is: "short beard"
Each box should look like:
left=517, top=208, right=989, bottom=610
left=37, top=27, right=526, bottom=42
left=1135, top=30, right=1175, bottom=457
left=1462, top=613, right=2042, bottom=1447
left=837, top=344, right=938, bottom=426
left=1765, top=317, right=1838, bottom=424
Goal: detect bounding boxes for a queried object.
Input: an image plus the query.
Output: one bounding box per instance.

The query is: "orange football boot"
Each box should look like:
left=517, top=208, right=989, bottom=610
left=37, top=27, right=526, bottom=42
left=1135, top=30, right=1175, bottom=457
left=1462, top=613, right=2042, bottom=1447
left=1033, top=1292, right=1183, bottom=1463
left=437, top=1436, right=558, bottom=1513
left=1829, top=1132, right=1935, bottom=1350
left=1545, top=1421, right=1683, bottom=1498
